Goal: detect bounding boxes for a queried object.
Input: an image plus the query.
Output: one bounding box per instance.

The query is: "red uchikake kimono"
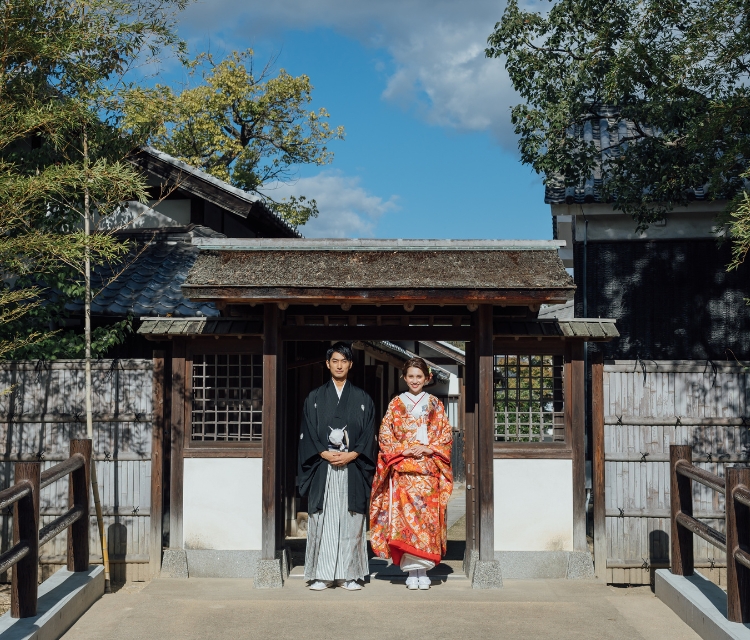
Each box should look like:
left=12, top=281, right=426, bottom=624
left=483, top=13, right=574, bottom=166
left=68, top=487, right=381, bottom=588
left=369, top=394, right=453, bottom=567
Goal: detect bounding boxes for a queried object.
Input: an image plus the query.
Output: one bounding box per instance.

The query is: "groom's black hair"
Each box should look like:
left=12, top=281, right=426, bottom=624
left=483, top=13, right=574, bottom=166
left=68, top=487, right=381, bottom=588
left=326, top=341, right=353, bottom=362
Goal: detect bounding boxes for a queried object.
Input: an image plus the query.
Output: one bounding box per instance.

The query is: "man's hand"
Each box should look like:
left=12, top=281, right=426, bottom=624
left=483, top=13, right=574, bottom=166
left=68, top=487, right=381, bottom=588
left=321, top=450, right=359, bottom=467
left=402, top=445, right=433, bottom=458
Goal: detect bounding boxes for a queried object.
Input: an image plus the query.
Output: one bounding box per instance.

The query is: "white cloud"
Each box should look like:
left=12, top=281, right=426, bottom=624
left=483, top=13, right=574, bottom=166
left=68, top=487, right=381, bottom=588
left=179, top=0, right=521, bottom=147
left=264, top=171, right=399, bottom=238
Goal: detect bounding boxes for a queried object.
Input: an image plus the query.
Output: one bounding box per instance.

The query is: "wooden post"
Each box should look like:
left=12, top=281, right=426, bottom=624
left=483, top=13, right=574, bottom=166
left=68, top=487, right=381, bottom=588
left=68, top=439, right=91, bottom=572
left=463, top=342, right=477, bottom=562
left=726, top=466, right=750, bottom=622
left=477, top=305, right=495, bottom=561
left=591, top=352, right=606, bottom=579
left=12, top=462, right=40, bottom=618
left=670, top=444, right=694, bottom=575
left=150, top=351, right=166, bottom=578
left=262, top=304, right=279, bottom=560
left=568, top=341, right=587, bottom=552
left=169, top=340, right=186, bottom=549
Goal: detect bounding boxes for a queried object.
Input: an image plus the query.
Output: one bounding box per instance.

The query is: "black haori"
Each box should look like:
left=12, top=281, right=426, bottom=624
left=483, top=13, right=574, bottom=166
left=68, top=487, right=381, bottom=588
left=297, top=380, right=377, bottom=514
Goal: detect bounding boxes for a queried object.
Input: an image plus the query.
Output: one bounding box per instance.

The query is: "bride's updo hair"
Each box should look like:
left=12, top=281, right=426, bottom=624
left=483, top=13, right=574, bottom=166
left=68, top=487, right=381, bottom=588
left=402, top=357, right=431, bottom=379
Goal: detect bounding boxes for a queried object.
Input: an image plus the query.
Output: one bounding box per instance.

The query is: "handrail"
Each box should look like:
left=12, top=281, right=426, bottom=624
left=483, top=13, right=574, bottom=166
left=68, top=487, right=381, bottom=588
left=675, top=512, right=727, bottom=552
left=40, top=454, right=84, bottom=489
left=38, top=505, right=85, bottom=547
left=675, top=460, right=726, bottom=495
left=0, top=542, right=30, bottom=576
left=670, top=444, right=750, bottom=623
left=0, top=439, right=91, bottom=618
left=734, top=485, right=750, bottom=510
left=0, top=481, right=31, bottom=512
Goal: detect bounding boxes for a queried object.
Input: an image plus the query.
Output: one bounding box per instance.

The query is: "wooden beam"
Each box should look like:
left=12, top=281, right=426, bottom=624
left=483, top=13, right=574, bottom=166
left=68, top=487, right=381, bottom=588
left=262, top=304, right=279, bottom=560
left=280, top=326, right=473, bottom=342
left=150, top=351, right=165, bottom=578
left=169, top=341, right=186, bottom=549
left=726, top=467, right=750, bottom=622
left=182, top=285, right=572, bottom=306
left=477, top=305, right=495, bottom=562
left=568, top=341, right=587, bottom=552
left=670, top=445, right=694, bottom=575
left=12, top=462, right=39, bottom=618
left=591, top=352, right=606, bottom=579
left=68, top=439, right=91, bottom=572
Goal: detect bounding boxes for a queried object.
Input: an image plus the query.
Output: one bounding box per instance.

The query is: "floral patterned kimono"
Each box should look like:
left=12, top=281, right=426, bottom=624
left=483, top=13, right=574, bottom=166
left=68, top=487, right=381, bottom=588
left=370, top=392, right=453, bottom=569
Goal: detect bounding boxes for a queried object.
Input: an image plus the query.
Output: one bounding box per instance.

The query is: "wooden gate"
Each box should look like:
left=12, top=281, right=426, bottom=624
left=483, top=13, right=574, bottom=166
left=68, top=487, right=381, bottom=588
left=593, top=359, right=750, bottom=585
left=0, top=359, right=155, bottom=582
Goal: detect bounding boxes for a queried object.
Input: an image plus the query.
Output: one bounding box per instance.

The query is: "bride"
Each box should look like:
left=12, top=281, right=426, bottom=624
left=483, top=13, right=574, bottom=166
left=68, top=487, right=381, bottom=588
left=369, top=357, right=453, bottom=590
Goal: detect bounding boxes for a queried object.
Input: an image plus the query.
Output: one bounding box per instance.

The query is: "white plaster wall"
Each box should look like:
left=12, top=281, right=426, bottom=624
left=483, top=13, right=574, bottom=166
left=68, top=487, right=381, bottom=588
left=494, top=459, right=573, bottom=551
left=183, top=458, right=262, bottom=550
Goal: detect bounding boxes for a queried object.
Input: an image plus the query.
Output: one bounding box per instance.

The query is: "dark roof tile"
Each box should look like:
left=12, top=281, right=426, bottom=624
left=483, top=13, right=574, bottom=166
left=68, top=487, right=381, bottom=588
left=84, top=230, right=219, bottom=318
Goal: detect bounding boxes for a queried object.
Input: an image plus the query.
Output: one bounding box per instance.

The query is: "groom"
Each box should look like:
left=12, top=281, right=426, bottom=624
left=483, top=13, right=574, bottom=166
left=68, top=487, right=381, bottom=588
left=297, top=342, right=376, bottom=591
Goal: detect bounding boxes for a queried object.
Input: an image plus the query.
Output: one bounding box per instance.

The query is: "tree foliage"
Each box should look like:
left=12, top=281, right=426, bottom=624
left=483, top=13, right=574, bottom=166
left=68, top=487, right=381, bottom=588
left=486, top=0, right=750, bottom=243
left=124, top=49, right=345, bottom=226
left=0, top=0, right=185, bottom=359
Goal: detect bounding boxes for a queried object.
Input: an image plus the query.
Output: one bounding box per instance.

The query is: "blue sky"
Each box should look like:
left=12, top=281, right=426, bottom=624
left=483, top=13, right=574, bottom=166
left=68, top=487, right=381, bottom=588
left=162, top=0, right=551, bottom=240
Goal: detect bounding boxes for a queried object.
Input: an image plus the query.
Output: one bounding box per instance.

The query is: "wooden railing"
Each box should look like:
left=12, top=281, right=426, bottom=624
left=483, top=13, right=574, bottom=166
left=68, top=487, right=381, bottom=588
left=670, top=444, right=750, bottom=622
left=0, top=439, right=91, bottom=618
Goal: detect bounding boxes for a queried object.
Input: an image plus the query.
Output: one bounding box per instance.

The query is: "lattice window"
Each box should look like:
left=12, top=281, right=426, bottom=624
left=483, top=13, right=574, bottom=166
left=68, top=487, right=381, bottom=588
left=191, top=354, right=263, bottom=442
left=494, top=354, right=564, bottom=443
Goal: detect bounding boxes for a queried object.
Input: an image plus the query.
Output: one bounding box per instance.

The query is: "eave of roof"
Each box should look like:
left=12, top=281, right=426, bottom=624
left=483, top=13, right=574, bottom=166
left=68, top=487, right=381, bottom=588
left=132, top=147, right=302, bottom=238
left=136, top=316, right=617, bottom=342
left=493, top=318, right=619, bottom=341
left=354, top=340, right=452, bottom=383
left=421, top=340, right=466, bottom=365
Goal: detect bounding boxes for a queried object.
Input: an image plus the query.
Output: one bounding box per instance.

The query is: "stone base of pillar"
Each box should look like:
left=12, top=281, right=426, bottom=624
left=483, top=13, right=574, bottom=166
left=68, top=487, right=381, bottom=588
left=464, top=549, right=479, bottom=581
left=254, top=558, right=284, bottom=589
left=160, top=549, right=188, bottom=579
left=472, top=559, right=504, bottom=589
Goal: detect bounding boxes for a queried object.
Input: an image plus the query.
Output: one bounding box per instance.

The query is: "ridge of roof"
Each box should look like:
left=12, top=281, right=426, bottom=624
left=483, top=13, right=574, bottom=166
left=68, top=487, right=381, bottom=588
left=191, top=238, right=567, bottom=251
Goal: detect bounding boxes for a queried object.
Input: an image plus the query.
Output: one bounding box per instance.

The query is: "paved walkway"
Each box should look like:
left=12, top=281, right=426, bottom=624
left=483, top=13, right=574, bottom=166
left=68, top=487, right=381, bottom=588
left=446, top=482, right=466, bottom=529
left=63, top=577, right=700, bottom=640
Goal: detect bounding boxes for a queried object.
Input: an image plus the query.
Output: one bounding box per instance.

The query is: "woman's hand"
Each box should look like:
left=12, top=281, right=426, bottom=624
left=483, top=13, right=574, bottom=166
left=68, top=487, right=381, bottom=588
left=402, top=445, right=433, bottom=458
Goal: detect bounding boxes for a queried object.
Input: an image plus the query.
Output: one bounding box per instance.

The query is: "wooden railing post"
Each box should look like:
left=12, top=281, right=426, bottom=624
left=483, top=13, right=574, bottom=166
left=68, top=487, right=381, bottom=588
left=11, top=462, right=40, bottom=618
left=670, top=445, right=694, bottom=575
left=726, top=466, right=750, bottom=622
left=68, top=439, right=91, bottom=572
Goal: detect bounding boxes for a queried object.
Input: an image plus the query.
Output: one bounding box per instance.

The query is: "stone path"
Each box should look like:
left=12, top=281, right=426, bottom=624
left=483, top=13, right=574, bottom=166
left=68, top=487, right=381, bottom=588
left=63, top=577, right=701, bottom=640
left=446, top=482, right=466, bottom=529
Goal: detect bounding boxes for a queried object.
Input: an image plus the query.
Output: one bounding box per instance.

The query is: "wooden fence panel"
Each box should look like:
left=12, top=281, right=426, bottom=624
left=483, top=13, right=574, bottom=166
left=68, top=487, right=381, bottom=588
left=602, top=361, right=750, bottom=585
left=0, top=360, right=153, bottom=583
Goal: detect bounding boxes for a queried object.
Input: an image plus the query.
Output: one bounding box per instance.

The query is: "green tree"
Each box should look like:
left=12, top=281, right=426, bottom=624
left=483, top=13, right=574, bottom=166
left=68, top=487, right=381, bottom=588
left=124, top=49, right=345, bottom=226
left=486, top=0, right=750, bottom=247
left=0, top=0, right=185, bottom=358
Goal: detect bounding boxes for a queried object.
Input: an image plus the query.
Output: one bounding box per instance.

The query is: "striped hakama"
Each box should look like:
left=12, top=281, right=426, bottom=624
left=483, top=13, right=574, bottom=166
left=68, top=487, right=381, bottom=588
left=304, top=465, right=368, bottom=582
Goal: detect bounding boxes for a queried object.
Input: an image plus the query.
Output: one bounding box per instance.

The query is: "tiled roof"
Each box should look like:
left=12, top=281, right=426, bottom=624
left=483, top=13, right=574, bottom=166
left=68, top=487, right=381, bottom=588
left=544, top=106, right=706, bottom=205
left=65, top=227, right=220, bottom=318
left=493, top=319, right=619, bottom=340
